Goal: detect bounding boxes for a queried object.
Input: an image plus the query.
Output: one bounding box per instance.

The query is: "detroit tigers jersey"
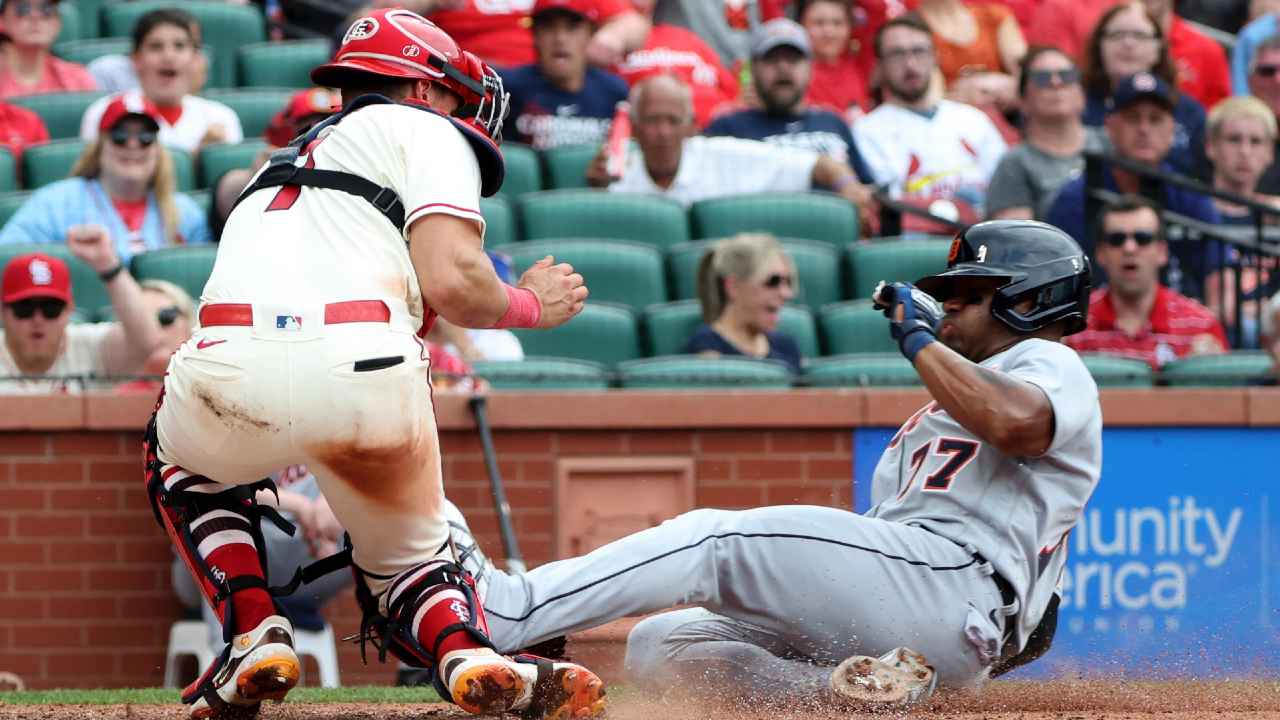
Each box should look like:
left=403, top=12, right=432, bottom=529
left=865, top=338, right=1101, bottom=648
left=204, top=104, right=486, bottom=335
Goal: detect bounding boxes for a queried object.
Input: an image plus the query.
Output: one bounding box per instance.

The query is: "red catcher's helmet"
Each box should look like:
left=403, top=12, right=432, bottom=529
left=311, top=8, right=509, bottom=143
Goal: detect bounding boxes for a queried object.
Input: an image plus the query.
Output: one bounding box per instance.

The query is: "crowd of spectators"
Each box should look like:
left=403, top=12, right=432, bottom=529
left=0, top=0, right=1279, bottom=389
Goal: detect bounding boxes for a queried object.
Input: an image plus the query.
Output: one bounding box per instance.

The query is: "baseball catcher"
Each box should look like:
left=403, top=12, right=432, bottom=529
left=143, top=9, right=600, bottom=719
left=443, top=220, right=1099, bottom=704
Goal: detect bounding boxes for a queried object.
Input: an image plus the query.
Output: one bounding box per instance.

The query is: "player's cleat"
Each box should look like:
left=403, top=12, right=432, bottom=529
left=441, top=649, right=608, bottom=720
left=183, top=615, right=300, bottom=719
left=828, top=646, right=937, bottom=706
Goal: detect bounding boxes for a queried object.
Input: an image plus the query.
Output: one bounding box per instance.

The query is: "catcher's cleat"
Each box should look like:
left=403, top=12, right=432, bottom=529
left=828, top=646, right=937, bottom=705
left=441, top=649, right=608, bottom=720
left=184, top=615, right=300, bottom=719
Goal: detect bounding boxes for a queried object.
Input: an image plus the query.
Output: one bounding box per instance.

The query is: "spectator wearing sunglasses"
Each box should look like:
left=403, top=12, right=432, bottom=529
left=686, top=233, right=804, bottom=374
left=115, top=278, right=193, bottom=393
left=0, top=0, right=96, bottom=97
left=0, top=245, right=162, bottom=392
left=1246, top=36, right=1280, bottom=195
left=0, top=93, right=210, bottom=260
left=1066, top=194, right=1227, bottom=368
left=79, top=9, right=240, bottom=153
left=987, top=47, right=1108, bottom=221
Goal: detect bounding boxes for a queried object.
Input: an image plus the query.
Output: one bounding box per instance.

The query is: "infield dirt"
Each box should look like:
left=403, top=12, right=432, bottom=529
left=2, top=681, right=1280, bottom=719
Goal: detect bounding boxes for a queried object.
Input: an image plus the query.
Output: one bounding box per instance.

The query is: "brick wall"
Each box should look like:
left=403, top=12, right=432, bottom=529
left=0, top=426, right=852, bottom=689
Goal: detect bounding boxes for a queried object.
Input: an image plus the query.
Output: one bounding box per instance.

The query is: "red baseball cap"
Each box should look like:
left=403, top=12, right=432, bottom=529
left=262, top=88, right=341, bottom=147
left=531, top=0, right=605, bottom=23
left=2, top=253, right=73, bottom=304
left=98, top=92, right=163, bottom=134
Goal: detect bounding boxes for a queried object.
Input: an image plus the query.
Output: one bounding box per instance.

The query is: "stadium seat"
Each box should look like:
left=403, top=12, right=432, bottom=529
left=10, top=92, right=105, bottom=140
left=53, top=37, right=130, bottom=65
left=0, top=147, right=15, bottom=194
left=0, top=191, right=31, bottom=228
left=479, top=195, right=515, bottom=247
left=54, top=0, right=81, bottom=43
left=505, top=238, right=665, bottom=314
left=471, top=357, right=609, bottom=389
left=103, top=1, right=266, bottom=88
left=844, top=236, right=951, bottom=299
left=642, top=299, right=818, bottom=358
left=541, top=143, right=597, bottom=189
left=23, top=139, right=85, bottom=188
left=690, top=192, right=858, bottom=245
left=803, top=353, right=921, bottom=387
left=1160, top=351, right=1274, bottom=387
left=0, top=242, right=111, bottom=319
left=818, top=300, right=898, bottom=355
left=237, top=39, right=332, bottom=88
left=197, top=140, right=267, bottom=189
left=497, top=143, right=541, bottom=202
left=186, top=189, right=212, bottom=217
left=1077, top=354, right=1154, bottom=387
left=130, top=246, right=219, bottom=302
left=168, top=146, right=195, bottom=192
left=665, top=238, right=839, bottom=309
left=510, top=302, right=640, bottom=369
left=199, top=88, right=294, bottom=138
left=617, top=355, right=792, bottom=389
left=519, top=189, right=689, bottom=250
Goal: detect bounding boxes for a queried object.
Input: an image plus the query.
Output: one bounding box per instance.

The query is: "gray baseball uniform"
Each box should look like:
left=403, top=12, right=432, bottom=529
left=472, top=338, right=1101, bottom=695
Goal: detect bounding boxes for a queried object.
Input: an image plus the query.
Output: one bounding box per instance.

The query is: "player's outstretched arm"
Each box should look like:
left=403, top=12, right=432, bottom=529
left=913, top=343, right=1055, bottom=457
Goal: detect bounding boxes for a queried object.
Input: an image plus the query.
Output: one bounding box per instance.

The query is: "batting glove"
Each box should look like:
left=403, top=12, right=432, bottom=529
left=872, top=281, right=942, bottom=364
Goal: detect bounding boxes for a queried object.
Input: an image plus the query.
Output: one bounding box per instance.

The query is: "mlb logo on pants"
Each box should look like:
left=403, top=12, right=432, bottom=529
left=277, top=316, right=302, bottom=330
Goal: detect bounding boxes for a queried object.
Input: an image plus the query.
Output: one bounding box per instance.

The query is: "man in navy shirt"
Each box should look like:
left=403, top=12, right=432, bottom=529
left=1047, top=72, right=1223, bottom=299
left=704, top=18, right=872, bottom=183
left=504, top=0, right=630, bottom=150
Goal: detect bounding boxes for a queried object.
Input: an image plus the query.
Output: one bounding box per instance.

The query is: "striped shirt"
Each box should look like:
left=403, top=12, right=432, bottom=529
left=1065, top=286, right=1227, bottom=369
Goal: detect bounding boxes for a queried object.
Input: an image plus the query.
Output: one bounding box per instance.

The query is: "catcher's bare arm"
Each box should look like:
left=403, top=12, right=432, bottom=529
left=913, top=342, right=1055, bottom=457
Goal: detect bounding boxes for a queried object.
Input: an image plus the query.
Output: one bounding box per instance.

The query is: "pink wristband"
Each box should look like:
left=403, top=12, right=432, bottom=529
left=492, top=285, right=542, bottom=329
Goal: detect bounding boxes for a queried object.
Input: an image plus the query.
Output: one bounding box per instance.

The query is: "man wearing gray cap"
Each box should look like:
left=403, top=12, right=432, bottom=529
left=705, top=18, right=872, bottom=182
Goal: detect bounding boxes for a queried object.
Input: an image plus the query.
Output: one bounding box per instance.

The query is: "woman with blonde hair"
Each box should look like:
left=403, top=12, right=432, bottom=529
left=0, top=92, right=210, bottom=258
left=688, top=233, right=804, bottom=373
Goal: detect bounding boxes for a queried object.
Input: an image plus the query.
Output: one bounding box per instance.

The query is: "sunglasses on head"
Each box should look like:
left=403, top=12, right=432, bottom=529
left=107, top=127, right=157, bottom=147
left=157, top=306, right=180, bottom=327
left=1104, top=231, right=1158, bottom=247
left=10, top=1, right=57, bottom=17
left=1027, top=68, right=1080, bottom=87
left=8, top=298, right=66, bottom=319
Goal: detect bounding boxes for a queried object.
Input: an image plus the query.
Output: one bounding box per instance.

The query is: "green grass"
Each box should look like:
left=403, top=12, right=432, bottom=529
left=0, top=686, right=444, bottom=705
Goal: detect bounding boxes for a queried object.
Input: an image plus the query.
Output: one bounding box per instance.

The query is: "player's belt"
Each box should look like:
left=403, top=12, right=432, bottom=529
left=199, top=300, right=392, bottom=327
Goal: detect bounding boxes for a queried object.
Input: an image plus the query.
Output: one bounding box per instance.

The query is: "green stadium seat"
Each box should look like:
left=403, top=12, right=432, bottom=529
left=641, top=299, right=817, bottom=358
left=496, top=143, right=541, bottom=202
left=818, top=299, right=897, bottom=355
left=505, top=238, right=665, bottom=314
left=237, top=39, right=332, bottom=88
left=167, top=146, right=194, bottom=192
left=541, top=143, right=597, bottom=189
left=103, top=1, right=266, bottom=88
left=197, top=140, right=267, bottom=189
left=617, top=355, right=792, bottom=389
left=471, top=357, right=609, bottom=389
left=1160, top=351, right=1274, bottom=387
left=199, top=88, right=293, bottom=138
left=844, top=236, right=951, bottom=299
left=0, top=191, right=31, bottom=228
left=23, top=139, right=85, bottom=188
left=54, top=0, right=81, bottom=43
left=665, top=238, right=839, bottom=309
left=186, top=189, right=212, bottom=217
left=53, top=38, right=129, bottom=66
left=519, top=190, right=689, bottom=250
left=510, top=302, right=640, bottom=368
left=690, top=192, right=858, bottom=245
left=1076, top=354, right=1154, bottom=387
left=804, top=353, right=921, bottom=387
left=0, top=147, right=16, bottom=193
left=0, top=243, right=111, bottom=319
left=480, top=195, right=515, bottom=247
left=130, top=246, right=219, bottom=303
left=10, top=92, right=105, bottom=140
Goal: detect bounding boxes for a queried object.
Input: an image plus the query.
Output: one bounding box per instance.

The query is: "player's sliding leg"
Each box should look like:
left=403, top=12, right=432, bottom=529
left=144, top=420, right=299, bottom=720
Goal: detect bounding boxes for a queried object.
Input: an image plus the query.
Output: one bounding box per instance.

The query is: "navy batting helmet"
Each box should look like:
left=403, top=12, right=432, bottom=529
left=915, top=220, right=1091, bottom=335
